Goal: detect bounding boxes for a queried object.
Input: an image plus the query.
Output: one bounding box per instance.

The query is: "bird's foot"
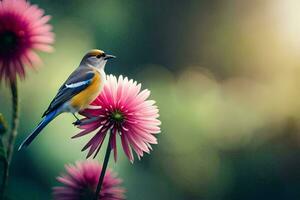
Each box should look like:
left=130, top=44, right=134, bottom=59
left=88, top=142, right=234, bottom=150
left=73, top=119, right=82, bottom=126
left=73, top=117, right=100, bottom=126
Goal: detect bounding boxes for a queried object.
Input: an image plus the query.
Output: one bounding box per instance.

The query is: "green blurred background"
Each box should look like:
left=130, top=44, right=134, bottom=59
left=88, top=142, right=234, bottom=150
left=1, top=0, right=300, bottom=199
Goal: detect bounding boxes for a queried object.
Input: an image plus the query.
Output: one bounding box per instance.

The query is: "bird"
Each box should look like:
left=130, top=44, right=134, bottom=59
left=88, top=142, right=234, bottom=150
left=18, top=49, right=115, bottom=151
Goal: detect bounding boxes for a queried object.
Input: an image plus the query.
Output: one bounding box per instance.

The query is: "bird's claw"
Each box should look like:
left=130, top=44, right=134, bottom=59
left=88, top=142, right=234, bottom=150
left=73, top=117, right=100, bottom=126
left=73, top=119, right=82, bottom=126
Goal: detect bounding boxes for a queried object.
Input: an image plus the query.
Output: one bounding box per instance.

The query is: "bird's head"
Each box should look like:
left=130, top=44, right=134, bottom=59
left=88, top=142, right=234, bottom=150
left=80, top=49, right=116, bottom=70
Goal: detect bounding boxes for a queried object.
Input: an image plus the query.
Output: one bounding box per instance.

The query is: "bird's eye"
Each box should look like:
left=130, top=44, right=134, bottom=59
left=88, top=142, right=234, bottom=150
left=96, top=54, right=101, bottom=59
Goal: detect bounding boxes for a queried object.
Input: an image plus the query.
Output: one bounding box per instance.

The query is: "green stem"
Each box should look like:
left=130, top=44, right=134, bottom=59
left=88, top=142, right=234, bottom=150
left=94, top=131, right=113, bottom=200
left=1, top=81, right=19, bottom=199
left=7, top=81, right=19, bottom=163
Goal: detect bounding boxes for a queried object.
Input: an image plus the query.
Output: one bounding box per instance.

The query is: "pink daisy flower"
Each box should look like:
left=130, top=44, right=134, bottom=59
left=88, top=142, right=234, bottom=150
left=73, top=75, right=161, bottom=162
left=0, top=0, right=54, bottom=83
left=53, top=161, right=125, bottom=200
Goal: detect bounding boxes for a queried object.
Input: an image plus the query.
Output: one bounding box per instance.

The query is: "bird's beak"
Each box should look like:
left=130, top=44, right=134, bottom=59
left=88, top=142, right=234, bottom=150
left=104, top=54, right=116, bottom=60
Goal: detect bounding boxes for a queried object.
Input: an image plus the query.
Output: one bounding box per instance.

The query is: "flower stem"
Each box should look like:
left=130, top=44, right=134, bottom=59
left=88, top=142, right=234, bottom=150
left=7, top=81, right=19, bottom=163
left=1, top=81, right=19, bottom=199
left=94, top=131, right=113, bottom=200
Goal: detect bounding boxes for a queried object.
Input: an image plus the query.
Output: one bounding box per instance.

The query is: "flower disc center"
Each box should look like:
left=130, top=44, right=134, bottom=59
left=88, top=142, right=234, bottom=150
left=0, top=31, right=19, bottom=55
left=79, top=186, right=94, bottom=200
left=111, top=110, right=124, bottom=123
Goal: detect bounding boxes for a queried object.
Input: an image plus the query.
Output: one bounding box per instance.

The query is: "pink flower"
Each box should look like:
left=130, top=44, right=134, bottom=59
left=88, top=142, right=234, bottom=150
left=0, top=0, right=54, bottom=83
left=53, top=161, right=125, bottom=200
left=73, top=75, right=161, bottom=162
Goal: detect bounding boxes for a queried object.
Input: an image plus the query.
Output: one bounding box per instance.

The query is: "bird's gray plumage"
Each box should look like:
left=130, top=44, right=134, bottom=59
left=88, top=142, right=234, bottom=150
left=42, top=67, right=95, bottom=117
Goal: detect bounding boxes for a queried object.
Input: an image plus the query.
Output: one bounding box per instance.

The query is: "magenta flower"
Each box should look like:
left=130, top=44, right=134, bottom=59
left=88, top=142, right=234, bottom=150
left=53, top=161, right=125, bottom=200
left=0, top=0, right=54, bottom=83
left=73, top=75, right=161, bottom=162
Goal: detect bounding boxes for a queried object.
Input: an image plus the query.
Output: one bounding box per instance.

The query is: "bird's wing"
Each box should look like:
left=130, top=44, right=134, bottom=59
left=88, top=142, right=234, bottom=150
left=42, top=67, right=95, bottom=117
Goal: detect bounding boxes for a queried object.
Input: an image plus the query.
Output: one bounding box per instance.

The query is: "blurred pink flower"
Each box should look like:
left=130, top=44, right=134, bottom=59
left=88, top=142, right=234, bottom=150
left=0, top=0, right=54, bottom=83
left=73, top=75, right=161, bottom=162
left=53, top=161, right=125, bottom=200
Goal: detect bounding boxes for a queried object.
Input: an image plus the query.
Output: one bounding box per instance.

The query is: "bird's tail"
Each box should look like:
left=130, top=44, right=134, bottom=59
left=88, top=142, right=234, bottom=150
left=18, top=110, right=57, bottom=151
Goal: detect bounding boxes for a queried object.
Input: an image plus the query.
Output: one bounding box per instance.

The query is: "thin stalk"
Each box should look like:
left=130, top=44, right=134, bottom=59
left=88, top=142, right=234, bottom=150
left=7, top=81, right=19, bottom=163
left=94, top=131, right=113, bottom=200
left=1, top=81, right=19, bottom=199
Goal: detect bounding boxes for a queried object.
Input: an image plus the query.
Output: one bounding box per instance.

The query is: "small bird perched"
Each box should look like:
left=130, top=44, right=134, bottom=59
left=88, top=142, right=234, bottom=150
left=18, top=49, right=115, bottom=150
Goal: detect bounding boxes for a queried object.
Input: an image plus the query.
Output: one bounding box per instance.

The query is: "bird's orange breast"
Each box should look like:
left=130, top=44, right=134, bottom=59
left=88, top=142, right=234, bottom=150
left=70, top=70, right=102, bottom=110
